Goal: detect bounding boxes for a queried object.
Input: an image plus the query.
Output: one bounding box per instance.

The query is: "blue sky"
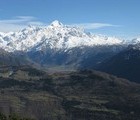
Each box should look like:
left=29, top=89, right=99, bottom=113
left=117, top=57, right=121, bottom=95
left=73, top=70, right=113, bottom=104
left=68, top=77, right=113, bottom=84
left=0, top=0, right=140, bottom=39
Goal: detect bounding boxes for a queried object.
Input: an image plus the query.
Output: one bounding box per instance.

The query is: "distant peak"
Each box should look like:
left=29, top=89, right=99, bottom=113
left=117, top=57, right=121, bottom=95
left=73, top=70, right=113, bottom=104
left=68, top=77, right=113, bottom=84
left=50, top=20, right=63, bottom=27
left=28, top=24, right=33, bottom=28
left=27, top=24, right=37, bottom=29
left=20, top=25, right=40, bottom=33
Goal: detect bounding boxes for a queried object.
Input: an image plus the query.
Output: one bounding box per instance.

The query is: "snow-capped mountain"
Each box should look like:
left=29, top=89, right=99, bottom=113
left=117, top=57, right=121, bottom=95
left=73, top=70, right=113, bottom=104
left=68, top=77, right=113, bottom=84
left=0, top=20, right=125, bottom=52
left=131, top=37, right=140, bottom=44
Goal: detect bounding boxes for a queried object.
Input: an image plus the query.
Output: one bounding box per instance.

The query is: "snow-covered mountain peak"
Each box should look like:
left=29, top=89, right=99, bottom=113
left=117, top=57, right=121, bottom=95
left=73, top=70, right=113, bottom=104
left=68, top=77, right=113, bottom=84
left=131, top=38, right=140, bottom=44
left=127, top=37, right=140, bottom=50
left=21, top=25, right=41, bottom=32
left=50, top=20, right=63, bottom=27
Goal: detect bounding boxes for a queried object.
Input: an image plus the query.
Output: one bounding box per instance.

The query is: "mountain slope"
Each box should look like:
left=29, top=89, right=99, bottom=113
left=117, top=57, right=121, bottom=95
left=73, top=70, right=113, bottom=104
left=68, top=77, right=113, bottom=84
left=0, top=68, right=140, bottom=120
left=27, top=45, right=125, bottom=68
left=0, top=49, right=32, bottom=67
left=96, top=43, right=140, bottom=83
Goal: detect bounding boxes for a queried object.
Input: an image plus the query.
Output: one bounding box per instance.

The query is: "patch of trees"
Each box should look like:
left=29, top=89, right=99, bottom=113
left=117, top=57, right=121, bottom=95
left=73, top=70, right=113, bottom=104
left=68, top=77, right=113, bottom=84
left=0, top=113, right=34, bottom=120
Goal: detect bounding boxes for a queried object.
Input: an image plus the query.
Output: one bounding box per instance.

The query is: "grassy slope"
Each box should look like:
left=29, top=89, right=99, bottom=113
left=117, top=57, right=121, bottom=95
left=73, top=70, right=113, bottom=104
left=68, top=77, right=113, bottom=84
left=0, top=67, right=140, bottom=120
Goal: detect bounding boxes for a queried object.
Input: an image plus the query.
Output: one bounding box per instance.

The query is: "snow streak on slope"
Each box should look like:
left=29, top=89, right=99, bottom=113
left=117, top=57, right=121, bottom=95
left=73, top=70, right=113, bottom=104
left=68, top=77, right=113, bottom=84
left=0, top=20, right=124, bottom=52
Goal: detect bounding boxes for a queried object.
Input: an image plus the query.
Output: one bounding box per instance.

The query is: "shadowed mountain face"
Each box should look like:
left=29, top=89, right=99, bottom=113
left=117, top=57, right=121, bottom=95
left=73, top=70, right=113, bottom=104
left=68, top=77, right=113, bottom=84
left=0, top=49, right=33, bottom=67
left=96, top=46, right=140, bottom=83
left=27, top=45, right=124, bottom=68
left=0, top=44, right=125, bottom=70
left=0, top=66, right=140, bottom=120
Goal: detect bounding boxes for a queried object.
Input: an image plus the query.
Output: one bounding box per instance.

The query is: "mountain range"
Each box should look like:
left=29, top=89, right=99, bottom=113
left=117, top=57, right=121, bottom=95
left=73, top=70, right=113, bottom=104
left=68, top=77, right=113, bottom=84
left=0, top=20, right=125, bottom=52
left=0, top=20, right=140, bottom=83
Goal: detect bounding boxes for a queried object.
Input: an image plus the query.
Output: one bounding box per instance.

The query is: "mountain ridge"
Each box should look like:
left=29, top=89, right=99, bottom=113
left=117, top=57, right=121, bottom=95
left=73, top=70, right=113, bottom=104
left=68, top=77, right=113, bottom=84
left=95, top=43, right=140, bottom=83
left=0, top=20, right=125, bottom=52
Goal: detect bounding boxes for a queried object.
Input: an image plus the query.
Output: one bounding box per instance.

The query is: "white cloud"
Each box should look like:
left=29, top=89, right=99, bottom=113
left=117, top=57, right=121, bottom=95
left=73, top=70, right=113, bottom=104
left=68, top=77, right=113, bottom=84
left=17, top=16, right=35, bottom=20
left=28, top=21, right=45, bottom=26
left=0, top=23, right=26, bottom=32
left=0, top=16, right=119, bottom=32
left=69, top=23, right=119, bottom=30
left=0, top=16, right=46, bottom=32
